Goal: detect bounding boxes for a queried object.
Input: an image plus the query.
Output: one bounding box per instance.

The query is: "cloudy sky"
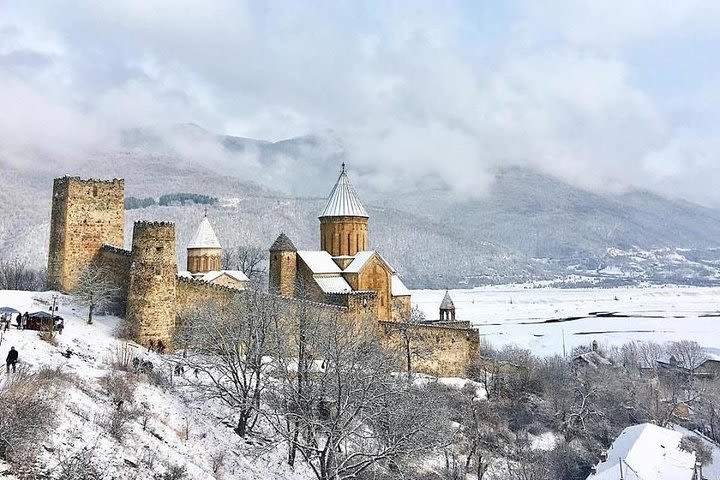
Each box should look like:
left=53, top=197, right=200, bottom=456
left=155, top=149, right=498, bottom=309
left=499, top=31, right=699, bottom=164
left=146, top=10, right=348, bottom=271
left=2, top=1, right=719, bottom=204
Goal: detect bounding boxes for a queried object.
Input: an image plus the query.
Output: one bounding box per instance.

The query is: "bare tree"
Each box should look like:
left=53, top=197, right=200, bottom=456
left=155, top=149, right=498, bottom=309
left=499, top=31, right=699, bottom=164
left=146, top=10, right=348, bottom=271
left=178, top=291, right=279, bottom=437
left=266, top=306, right=448, bottom=480
left=0, top=258, right=44, bottom=291
left=668, top=340, right=706, bottom=373
left=389, top=303, right=433, bottom=378
left=72, top=264, right=120, bottom=324
left=222, top=246, right=268, bottom=284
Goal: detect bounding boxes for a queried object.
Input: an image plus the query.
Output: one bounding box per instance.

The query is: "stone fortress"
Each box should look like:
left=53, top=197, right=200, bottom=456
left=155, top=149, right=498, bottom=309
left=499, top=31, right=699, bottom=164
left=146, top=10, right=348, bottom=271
left=46, top=167, right=479, bottom=376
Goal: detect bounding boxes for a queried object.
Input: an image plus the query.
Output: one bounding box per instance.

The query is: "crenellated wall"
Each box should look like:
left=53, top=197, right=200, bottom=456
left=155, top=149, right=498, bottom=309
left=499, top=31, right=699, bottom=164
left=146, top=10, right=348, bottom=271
left=175, top=276, right=237, bottom=313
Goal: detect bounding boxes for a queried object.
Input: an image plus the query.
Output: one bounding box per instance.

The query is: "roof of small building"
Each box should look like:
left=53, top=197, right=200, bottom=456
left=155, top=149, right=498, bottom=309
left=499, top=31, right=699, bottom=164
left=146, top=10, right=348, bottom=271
left=297, top=251, right=342, bottom=274
left=188, top=216, right=222, bottom=249
left=314, top=276, right=353, bottom=294
left=270, top=233, right=297, bottom=252
left=440, top=291, right=455, bottom=310
left=202, top=270, right=250, bottom=283
left=589, top=423, right=696, bottom=480
left=319, top=165, right=369, bottom=218
left=391, top=275, right=411, bottom=296
left=344, top=251, right=395, bottom=274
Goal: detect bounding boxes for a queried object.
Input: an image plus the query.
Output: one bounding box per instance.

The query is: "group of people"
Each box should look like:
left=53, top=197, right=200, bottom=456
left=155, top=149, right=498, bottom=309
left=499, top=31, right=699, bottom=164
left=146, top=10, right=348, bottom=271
left=0, top=312, right=26, bottom=331
left=148, top=339, right=166, bottom=354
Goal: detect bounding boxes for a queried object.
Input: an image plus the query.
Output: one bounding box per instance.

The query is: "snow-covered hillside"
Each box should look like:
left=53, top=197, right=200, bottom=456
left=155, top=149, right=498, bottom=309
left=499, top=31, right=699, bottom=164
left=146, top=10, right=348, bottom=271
left=0, top=290, right=308, bottom=479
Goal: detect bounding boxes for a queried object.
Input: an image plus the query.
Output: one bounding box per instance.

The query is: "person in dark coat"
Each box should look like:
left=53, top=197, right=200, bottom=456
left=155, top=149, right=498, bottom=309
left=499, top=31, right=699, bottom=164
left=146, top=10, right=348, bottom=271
left=156, top=340, right=165, bottom=354
left=15, top=313, right=21, bottom=329
left=6, top=347, right=18, bottom=373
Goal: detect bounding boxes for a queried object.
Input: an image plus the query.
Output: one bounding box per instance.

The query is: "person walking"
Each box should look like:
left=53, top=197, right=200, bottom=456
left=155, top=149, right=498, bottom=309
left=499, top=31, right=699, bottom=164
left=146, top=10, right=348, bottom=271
left=15, top=313, right=21, bottom=329
left=6, top=346, right=18, bottom=373
left=21, top=313, right=28, bottom=331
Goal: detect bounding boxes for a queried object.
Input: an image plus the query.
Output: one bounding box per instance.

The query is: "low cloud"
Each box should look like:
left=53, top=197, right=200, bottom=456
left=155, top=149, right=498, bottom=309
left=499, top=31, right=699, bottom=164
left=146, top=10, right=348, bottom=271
left=1, top=1, right=719, bottom=205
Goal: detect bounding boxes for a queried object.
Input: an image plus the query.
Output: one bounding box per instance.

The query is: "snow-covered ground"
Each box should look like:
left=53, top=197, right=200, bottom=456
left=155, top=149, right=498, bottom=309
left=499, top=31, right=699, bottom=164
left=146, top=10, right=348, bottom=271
left=0, top=290, right=307, bottom=479
left=413, top=285, right=720, bottom=356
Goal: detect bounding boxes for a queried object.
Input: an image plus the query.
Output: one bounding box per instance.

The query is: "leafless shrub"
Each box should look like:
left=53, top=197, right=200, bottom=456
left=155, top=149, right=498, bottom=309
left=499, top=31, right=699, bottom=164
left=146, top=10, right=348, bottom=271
left=0, top=369, right=64, bottom=465
left=680, top=435, right=713, bottom=464
left=99, top=372, right=137, bottom=405
left=155, top=464, right=188, bottom=480
left=52, top=448, right=104, bottom=480
left=109, top=341, right=137, bottom=371
left=105, top=405, right=139, bottom=442
left=211, top=450, right=226, bottom=475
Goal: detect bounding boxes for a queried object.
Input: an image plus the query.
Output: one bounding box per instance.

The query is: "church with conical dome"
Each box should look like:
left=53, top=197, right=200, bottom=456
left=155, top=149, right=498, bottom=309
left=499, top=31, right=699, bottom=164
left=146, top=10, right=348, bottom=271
left=269, top=164, right=411, bottom=322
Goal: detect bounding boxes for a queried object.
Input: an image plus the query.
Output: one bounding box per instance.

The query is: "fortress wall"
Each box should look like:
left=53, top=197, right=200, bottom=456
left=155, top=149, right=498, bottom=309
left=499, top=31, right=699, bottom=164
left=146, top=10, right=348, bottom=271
left=379, top=321, right=480, bottom=377
left=175, top=276, right=238, bottom=314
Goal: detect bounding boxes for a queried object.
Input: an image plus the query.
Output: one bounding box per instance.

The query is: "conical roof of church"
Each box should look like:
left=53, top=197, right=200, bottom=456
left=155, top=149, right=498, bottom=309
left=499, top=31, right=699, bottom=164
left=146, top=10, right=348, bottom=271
left=440, top=290, right=455, bottom=310
left=188, top=216, right=222, bottom=249
left=270, top=233, right=297, bottom=252
left=319, top=164, right=369, bottom=218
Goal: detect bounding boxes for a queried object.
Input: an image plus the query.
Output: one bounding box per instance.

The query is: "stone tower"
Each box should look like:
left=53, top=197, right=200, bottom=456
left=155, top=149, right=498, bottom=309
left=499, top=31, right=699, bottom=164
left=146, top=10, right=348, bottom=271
left=125, top=221, right=177, bottom=347
left=319, top=164, right=369, bottom=257
left=439, top=290, right=456, bottom=321
left=269, top=233, right=297, bottom=296
left=47, top=177, right=125, bottom=292
left=187, top=214, right=222, bottom=275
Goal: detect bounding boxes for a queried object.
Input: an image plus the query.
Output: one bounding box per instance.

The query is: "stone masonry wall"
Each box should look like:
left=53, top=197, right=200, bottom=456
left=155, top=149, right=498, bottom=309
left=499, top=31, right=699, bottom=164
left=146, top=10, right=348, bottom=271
left=379, top=321, right=480, bottom=377
left=47, top=177, right=124, bottom=292
left=175, top=277, right=237, bottom=314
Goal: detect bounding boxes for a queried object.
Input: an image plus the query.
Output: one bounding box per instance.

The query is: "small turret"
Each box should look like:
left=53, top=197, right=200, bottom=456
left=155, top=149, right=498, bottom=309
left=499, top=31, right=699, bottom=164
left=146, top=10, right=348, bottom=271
left=439, top=290, right=456, bottom=321
left=269, top=233, right=297, bottom=296
left=187, top=214, right=222, bottom=275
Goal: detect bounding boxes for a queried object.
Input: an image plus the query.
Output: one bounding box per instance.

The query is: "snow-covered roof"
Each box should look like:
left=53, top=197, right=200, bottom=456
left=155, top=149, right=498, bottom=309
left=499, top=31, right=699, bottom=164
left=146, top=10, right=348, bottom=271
left=391, top=275, right=411, bottom=296
left=297, top=251, right=342, bottom=274
left=589, top=423, right=696, bottom=480
left=270, top=233, right=296, bottom=252
left=202, top=270, right=249, bottom=283
left=440, top=291, right=455, bottom=310
left=187, top=216, right=222, bottom=249
left=319, top=165, right=369, bottom=218
left=314, top=276, right=352, bottom=294
left=344, top=251, right=395, bottom=274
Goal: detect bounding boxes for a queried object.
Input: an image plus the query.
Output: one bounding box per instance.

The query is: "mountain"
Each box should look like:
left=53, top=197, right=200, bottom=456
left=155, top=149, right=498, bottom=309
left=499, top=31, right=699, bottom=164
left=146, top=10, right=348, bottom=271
left=2, top=129, right=720, bottom=288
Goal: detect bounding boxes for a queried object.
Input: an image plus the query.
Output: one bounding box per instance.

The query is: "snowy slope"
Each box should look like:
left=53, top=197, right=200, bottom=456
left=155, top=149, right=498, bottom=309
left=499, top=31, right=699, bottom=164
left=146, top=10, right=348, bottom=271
left=0, top=290, right=309, bottom=479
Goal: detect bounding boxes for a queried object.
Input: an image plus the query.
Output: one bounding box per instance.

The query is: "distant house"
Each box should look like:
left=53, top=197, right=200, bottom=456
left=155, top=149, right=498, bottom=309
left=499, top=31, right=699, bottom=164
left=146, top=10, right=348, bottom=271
left=657, top=354, right=720, bottom=380
left=586, top=423, right=701, bottom=480
left=573, top=341, right=612, bottom=370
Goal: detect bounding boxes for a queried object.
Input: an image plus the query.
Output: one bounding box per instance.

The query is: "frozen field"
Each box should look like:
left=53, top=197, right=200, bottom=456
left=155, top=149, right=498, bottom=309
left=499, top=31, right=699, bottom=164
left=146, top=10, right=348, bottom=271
left=412, top=285, right=720, bottom=357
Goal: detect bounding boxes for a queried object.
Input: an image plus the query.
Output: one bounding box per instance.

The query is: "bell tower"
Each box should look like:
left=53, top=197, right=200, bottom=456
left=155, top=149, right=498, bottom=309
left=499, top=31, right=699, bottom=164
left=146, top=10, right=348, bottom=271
left=319, top=164, right=369, bottom=257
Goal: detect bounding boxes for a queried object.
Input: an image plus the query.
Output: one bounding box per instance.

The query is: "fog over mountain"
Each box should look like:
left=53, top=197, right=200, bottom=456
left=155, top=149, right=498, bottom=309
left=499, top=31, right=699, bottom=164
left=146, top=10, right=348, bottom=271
left=2, top=129, right=720, bottom=288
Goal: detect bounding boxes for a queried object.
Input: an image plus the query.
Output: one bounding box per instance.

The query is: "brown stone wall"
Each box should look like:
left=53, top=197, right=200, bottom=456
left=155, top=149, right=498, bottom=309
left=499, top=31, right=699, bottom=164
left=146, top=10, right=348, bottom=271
left=96, top=245, right=131, bottom=314
left=320, top=217, right=368, bottom=257
left=269, top=251, right=297, bottom=296
left=207, top=274, right=248, bottom=290
left=175, top=277, right=237, bottom=314
left=295, top=258, right=327, bottom=303
left=354, top=256, right=392, bottom=320
left=379, top=321, right=480, bottom=377
left=187, top=247, right=222, bottom=274
left=47, top=177, right=125, bottom=292
left=391, top=295, right=411, bottom=322
left=126, top=222, right=178, bottom=348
